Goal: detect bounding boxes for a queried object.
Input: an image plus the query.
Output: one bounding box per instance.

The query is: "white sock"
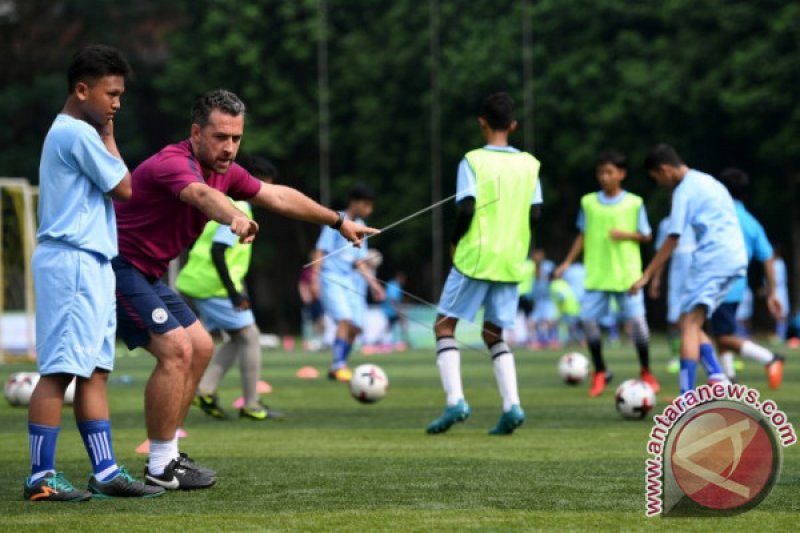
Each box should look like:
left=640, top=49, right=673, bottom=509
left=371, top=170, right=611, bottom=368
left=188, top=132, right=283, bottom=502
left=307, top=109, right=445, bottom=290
left=436, top=337, right=464, bottom=406
left=741, top=340, right=773, bottom=365
left=148, top=436, right=179, bottom=476
left=491, top=342, right=520, bottom=411
left=721, top=352, right=736, bottom=379
left=29, top=469, right=55, bottom=484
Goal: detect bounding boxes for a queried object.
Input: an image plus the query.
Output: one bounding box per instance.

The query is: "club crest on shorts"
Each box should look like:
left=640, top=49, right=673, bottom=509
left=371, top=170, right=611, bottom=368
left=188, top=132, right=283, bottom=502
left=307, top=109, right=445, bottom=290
left=152, top=308, right=168, bottom=324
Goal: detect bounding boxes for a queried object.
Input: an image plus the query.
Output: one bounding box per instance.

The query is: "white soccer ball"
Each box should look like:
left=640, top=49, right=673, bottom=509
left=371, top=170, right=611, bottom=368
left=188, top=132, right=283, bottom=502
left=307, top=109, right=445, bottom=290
left=615, top=379, right=656, bottom=420
left=4, top=372, right=40, bottom=407
left=64, top=378, right=76, bottom=405
left=349, top=364, right=389, bottom=404
left=558, top=352, right=589, bottom=384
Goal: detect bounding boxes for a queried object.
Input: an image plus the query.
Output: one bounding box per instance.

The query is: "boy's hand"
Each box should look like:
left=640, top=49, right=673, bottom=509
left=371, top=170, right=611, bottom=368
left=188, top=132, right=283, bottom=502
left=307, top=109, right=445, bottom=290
left=766, top=292, right=783, bottom=320
left=609, top=228, right=628, bottom=241
left=552, top=263, right=568, bottom=279
left=647, top=277, right=661, bottom=299
left=339, top=219, right=380, bottom=247
left=629, top=274, right=649, bottom=295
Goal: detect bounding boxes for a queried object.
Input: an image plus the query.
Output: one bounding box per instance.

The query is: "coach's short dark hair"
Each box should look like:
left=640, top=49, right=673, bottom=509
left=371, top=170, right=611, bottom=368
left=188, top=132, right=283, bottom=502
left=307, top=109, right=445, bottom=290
left=479, top=92, right=515, bottom=131
left=719, top=167, right=749, bottom=200
left=644, top=143, right=684, bottom=171
left=67, top=44, right=131, bottom=93
left=349, top=183, right=375, bottom=202
left=596, top=149, right=627, bottom=170
left=237, top=154, right=278, bottom=181
left=191, top=89, right=246, bottom=127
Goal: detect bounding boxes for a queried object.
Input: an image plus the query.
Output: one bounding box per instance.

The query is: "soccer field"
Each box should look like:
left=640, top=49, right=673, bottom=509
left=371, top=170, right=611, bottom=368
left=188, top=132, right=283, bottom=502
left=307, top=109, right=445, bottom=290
left=1, top=340, right=798, bottom=531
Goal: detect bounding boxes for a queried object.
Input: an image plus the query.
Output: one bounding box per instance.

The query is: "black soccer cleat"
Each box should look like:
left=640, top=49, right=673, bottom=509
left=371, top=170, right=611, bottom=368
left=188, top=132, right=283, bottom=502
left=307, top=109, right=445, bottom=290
left=88, top=466, right=165, bottom=498
left=144, top=458, right=216, bottom=490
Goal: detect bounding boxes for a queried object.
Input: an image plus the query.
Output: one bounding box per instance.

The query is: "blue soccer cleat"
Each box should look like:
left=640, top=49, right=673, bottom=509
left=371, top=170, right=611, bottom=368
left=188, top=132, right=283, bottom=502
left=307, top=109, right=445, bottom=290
left=426, top=399, right=471, bottom=434
left=489, top=404, right=526, bottom=436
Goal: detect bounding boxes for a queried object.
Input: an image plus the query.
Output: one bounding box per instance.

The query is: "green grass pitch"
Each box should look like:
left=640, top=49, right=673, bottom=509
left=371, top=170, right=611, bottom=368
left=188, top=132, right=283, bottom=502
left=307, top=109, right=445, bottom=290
left=1, top=338, right=798, bottom=531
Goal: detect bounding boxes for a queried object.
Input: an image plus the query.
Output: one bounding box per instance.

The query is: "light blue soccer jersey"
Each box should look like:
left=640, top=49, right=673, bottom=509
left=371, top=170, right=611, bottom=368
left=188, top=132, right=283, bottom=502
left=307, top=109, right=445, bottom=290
left=315, top=215, right=368, bottom=277
left=456, top=145, right=543, bottom=205
left=666, top=169, right=747, bottom=276
left=724, top=201, right=773, bottom=303
left=37, top=114, right=128, bottom=259
left=576, top=190, right=651, bottom=235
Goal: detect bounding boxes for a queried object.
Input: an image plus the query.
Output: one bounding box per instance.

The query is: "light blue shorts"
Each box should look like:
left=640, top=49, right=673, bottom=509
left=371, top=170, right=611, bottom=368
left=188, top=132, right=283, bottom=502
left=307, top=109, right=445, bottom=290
left=437, top=268, right=518, bottom=328
left=680, top=270, right=743, bottom=318
left=581, top=290, right=645, bottom=322
left=531, top=297, right=558, bottom=322
left=194, top=297, right=256, bottom=332
left=321, top=274, right=365, bottom=329
left=666, top=254, right=692, bottom=324
left=32, top=243, right=115, bottom=378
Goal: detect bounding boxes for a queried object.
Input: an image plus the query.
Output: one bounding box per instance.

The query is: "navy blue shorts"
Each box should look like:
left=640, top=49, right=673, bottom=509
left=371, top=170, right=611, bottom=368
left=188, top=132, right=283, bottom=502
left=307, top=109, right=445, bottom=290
left=710, top=301, right=739, bottom=337
left=112, top=256, right=198, bottom=349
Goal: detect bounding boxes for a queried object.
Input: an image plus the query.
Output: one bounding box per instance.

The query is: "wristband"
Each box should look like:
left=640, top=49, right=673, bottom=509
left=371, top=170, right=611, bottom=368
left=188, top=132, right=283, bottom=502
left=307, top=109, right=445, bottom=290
left=330, top=211, right=345, bottom=230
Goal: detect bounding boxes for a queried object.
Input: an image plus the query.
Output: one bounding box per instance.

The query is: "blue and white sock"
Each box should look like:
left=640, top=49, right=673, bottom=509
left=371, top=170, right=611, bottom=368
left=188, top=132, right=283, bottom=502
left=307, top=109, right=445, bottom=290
left=29, top=423, right=59, bottom=484
left=679, top=359, right=698, bottom=394
left=698, top=343, right=725, bottom=381
left=331, top=337, right=352, bottom=370
left=78, top=419, right=119, bottom=482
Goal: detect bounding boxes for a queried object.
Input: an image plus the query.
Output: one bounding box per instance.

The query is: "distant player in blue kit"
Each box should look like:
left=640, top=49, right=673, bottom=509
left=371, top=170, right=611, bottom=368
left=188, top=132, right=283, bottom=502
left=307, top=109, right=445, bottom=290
left=649, top=213, right=696, bottom=374
left=632, top=144, right=747, bottom=394
left=427, top=92, right=542, bottom=435
left=312, top=185, right=385, bottom=382
left=25, top=45, right=163, bottom=501
left=711, top=168, right=784, bottom=388
left=771, top=244, right=790, bottom=342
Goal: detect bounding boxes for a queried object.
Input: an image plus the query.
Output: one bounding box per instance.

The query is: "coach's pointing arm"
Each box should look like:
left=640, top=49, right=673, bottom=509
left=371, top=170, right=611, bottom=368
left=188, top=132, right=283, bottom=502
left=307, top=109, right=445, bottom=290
left=251, top=182, right=379, bottom=247
left=180, top=182, right=259, bottom=244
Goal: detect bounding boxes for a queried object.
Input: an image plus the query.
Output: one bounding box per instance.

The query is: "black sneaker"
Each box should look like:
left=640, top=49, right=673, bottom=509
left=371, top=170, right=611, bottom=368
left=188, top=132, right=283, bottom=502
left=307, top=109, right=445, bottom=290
left=144, top=458, right=215, bottom=490
left=89, top=466, right=165, bottom=499
left=193, top=393, right=228, bottom=419
left=177, top=452, right=217, bottom=479
left=24, top=472, right=92, bottom=502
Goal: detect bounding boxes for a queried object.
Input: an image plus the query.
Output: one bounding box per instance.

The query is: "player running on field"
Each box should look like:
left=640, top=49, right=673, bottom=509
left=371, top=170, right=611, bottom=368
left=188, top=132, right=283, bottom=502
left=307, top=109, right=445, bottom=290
left=554, top=150, right=658, bottom=397
left=427, top=92, right=542, bottom=436
left=25, top=44, right=163, bottom=501
left=113, top=89, right=376, bottom=491
left=311, top=184, right=385, bottom=382
left=177, top=154, right=286, bottom=421
left=631, top=144, right=747, bottom=395
left=711, top=168, right=784, bottom=388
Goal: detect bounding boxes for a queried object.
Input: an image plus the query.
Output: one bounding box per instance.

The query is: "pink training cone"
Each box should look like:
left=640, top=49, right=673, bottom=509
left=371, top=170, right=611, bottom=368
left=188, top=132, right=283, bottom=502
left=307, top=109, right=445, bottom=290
left=256, top=380, right=272, bottom=394
left=135, top=439, right=150, bottom=454
left=232, top=396, right=246, bottom=409
left=296, top=366, right=320, bottom=379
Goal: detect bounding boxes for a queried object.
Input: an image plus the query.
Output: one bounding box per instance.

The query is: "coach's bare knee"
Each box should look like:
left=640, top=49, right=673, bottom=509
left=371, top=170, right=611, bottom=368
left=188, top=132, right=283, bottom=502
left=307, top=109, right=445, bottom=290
left=152, top=333, right=193, bottom=374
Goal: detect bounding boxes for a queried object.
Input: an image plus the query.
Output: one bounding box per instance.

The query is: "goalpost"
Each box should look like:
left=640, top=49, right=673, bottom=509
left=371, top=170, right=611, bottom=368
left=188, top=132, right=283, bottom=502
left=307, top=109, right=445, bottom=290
left=0, top=178, right=38, bottom=362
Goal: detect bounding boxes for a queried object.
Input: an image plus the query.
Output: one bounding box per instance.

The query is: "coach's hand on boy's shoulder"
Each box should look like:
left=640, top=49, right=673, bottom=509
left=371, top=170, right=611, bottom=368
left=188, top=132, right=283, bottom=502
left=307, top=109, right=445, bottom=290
left=230, top=215, right=259, bottom=244
left=339, top=219, right=380, bottom=247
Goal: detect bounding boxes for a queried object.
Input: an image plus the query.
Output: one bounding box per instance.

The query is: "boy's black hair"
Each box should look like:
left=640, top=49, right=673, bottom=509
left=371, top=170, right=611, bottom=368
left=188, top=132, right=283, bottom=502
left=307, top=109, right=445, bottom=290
left=191, top=89, right=246, bottom=127
left=349, top=183, right=375, bottom=201
left=644, top=143, right=684, bottom=171
left=596, top=149, right=627, bottom=170
left=718, top=167, right=749, bottom=200
left=237, top=154, right=278, bottom=181
left=479, top=92, right=515, bottom=131
left=67, top=44, right=131, bottom=93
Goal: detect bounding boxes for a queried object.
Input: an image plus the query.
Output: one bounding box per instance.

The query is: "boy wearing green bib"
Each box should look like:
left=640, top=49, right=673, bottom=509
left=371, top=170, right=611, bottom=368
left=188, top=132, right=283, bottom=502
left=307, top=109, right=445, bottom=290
left=428, top=93, right=542, bottom=436
left=177, top=155, right=285, bottom=421
left=554, top=150, right=659, bottom=397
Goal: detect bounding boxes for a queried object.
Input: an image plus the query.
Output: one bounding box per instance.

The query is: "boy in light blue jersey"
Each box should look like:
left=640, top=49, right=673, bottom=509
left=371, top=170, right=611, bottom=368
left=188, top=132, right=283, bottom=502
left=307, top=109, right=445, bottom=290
left=312, top=185, right=384, bottom=381
left=633, top=144, right=747, bottom=394
left=711, top=168, right=784, bottom=388
left=429, top=93, right=542, bottom=436
left=771, top=245, right=790, bottom=342
left=649, top=214, right=696, bottom=373
left=529, top=249, right=559, bottom=348
left=25, top=45, right=162, bottom=501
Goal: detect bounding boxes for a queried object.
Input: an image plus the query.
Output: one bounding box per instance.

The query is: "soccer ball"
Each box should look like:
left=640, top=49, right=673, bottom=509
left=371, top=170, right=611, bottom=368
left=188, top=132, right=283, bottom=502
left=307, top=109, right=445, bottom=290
left=349, top=364, right=389, bottom=404
left=558, top=352, right=589, bottom=384
left=64, top=378, right=76, bottom=405
left=615, top=379, right=656, bottom=420
left=4, top=372, right=40, bottom=407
